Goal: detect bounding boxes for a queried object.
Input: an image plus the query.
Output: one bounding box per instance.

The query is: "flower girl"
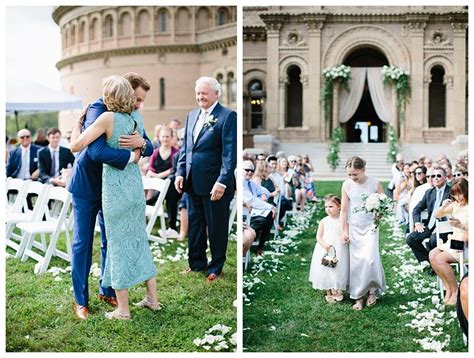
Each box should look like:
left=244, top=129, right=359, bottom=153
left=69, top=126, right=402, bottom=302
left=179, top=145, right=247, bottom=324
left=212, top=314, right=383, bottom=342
left=309, top=195, right=349, bottom=303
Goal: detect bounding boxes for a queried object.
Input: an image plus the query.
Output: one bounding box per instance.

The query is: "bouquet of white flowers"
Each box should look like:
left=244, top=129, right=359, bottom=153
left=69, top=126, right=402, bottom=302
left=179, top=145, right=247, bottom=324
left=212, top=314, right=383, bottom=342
left=358, top=193, right=395, bottom=231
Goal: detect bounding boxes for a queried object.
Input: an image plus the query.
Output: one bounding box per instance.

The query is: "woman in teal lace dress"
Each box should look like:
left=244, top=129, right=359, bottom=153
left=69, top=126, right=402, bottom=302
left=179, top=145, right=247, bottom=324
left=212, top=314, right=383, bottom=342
left=70, top=76, right=160, bottom=320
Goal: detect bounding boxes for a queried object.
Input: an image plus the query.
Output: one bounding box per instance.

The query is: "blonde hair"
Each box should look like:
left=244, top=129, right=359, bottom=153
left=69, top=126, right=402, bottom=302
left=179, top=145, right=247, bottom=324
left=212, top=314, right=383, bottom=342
left=103, top=76, right=136, bottom=113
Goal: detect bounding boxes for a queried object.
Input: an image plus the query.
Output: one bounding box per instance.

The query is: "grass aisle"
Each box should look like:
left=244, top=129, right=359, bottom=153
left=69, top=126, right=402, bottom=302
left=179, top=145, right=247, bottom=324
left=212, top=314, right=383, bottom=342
left=6, top=233, right=237, bottom=352
left=243, top=181, right=466, bottom=352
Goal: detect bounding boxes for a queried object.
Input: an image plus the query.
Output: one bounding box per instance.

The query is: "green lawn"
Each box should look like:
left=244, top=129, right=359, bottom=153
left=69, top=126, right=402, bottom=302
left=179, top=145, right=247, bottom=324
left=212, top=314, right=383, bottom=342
left=243, top=181, right=467, bottom=352
left=6, top=230, right=237, bottom=352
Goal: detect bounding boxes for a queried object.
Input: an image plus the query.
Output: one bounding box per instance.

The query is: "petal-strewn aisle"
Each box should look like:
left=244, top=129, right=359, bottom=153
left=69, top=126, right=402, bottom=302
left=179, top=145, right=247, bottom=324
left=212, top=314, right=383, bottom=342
left=243, top=181, right=466, bottom=352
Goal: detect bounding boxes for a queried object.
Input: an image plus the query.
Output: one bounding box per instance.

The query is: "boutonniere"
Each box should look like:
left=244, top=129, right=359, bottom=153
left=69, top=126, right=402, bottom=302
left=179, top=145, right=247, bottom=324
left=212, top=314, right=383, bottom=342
left=203, top=114, right=217, bottom=129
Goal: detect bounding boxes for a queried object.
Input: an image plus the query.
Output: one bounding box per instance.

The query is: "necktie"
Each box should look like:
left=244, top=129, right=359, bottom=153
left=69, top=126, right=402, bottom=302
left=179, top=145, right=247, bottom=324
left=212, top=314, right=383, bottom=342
left=193, top=110, right=208, bottom=143
left=247, top=180, right=254, bottom=195
left=51, top=150, right=56, bottom=177
left=428, top=189, right=443, bottom=229
left=22, top=148, right=30, bottom=179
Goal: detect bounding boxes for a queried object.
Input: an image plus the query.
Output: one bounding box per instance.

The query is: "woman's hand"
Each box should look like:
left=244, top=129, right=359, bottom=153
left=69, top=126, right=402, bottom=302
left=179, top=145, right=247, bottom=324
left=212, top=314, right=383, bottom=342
left=441, top=199, right=452, bottom=208
left=133, top=148, right=141, bottom=164
left=342, top=230, right=350, bottom=244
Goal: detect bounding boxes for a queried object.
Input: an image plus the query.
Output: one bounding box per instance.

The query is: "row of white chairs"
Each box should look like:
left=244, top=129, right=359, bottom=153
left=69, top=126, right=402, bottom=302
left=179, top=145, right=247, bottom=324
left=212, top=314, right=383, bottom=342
left=5, top=178, right=73, bottom=274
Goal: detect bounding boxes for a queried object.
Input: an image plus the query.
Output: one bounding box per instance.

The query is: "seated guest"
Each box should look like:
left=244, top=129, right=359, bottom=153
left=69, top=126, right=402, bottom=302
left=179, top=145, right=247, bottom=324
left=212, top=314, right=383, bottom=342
left=386, top=154, right=404, bottom=199
left=34, top=128, right=49, bottom=147
left=453, top=166, right=468, bottom=181
left=409, top=166, right=432, bottom=232
left=253, top=160, right=279, bottom=206
left=242, top=223, right=256, bottom=257
left=6, top=128, right=40, bottom=181
left=38, top=128, right=75, bottom=186
left=424, top=157, right=433, bottom=170
left=406, top=167, right=451, bottom=269
left=243, top=160, right=275, bottom=256
left=457, top=273, right=468, bottom=337
left=151, top=124, right=162, bottom=149
left=429, top=178, right=469, bottom=305
left=440, top=160, right=455, bottom=186
left=268, top=155, right=292, bottom=228
left=146, top=126, right=181, bottom=238
left=394, top=163, right=413, bottom=225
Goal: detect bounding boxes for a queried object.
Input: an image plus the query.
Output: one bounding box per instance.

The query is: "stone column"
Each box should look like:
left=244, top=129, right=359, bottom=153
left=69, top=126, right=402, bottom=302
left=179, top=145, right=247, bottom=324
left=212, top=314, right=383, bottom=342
left=301, top=74, right=309, bottom=129
left=263, top=19, right=282, bottom=135
left=406, top=15, right=428, bottom=142
left=444, top=75, right=454, bottom=131
left=451, top=20, right=467, bottom=136
left=170, top=8, right=175, bottom=42
left=278, top=75, right=287, bottom=130
left=423, top=74, right=431, bottom=130
left=304, top=15, right=325, bottom=140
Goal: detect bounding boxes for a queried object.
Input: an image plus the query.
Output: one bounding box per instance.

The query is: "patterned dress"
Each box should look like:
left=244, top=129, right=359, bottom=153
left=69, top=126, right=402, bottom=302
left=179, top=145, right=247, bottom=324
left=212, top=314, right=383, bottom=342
left=101, top=111, right=156, bottom=290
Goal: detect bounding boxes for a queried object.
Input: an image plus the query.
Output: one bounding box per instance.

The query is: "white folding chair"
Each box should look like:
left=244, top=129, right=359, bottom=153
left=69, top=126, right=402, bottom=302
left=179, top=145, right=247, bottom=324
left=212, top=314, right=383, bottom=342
left=18, top=186, right=73, bottom=274
left=5, top=178, right=29, bottom=212
left=434, top=220, right=458, bottom=299
left=270, top=193, right=282, bottom=240
left=228, top=194, right=237, bottom=235
left=142, top=176, right=170, bottom=244
left=6, top=181, right=50, bottom=257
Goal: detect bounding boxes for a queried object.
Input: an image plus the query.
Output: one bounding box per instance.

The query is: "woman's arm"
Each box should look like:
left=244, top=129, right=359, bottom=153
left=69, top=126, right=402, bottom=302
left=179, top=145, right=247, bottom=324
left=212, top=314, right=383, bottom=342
left=434, top=200, right=454, bottom=218
left=340, top=182, right=350, bottom=244
left=316, top=220, right=329, bottom=251
left=70, top=112, right=112, bottom=153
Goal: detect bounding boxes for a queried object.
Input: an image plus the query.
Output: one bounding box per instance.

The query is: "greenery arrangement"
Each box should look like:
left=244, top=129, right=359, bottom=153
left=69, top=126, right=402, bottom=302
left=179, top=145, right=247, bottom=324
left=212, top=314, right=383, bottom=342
left=326, top=126, right=344, bottom=172
left=381, top=65, right=411, bottom=122
left=321, top=65, right=351, bottom=123
left=386, top=124, right=399, bottom=164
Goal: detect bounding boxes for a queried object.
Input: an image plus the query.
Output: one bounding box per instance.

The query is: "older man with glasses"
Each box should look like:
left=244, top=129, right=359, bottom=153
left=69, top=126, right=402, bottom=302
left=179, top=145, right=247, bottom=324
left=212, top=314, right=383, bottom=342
left=6, top=128, right=41, bottom=181
left=406, top=167, right=451, bottom=272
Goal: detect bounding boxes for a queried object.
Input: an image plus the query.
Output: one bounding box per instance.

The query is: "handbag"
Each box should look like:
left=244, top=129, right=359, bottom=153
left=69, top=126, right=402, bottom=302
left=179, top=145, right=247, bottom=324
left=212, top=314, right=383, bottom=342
left=321, top=245, right=338, bottom=268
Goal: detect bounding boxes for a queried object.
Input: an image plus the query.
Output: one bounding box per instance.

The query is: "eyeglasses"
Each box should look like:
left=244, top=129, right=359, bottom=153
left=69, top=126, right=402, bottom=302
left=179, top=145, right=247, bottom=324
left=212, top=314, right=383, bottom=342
left=290, top=160, right=296, bottom=163
left=410, top=171, right=415, bottom=174
left=429, top=174, right=443, bottom=179
left=244, top=168, right=255, bottom=173
left=454, top=173, right=464, bottom=177
left=20, top=135, right=30, bottom=139
left=415, top=171, right=424, bottom=175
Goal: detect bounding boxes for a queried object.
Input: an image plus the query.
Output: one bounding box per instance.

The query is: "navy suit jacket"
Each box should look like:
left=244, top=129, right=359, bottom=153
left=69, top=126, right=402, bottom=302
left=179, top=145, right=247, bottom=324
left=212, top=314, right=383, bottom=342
left=6, top=144, right=41, bottom=178
left=68, top=98, right=153, bottom=200
left=38, top=146, right=76, bottom=183
left=413, top=185, right=451, bottom=226
left=177, top=102, right=237, bottom=196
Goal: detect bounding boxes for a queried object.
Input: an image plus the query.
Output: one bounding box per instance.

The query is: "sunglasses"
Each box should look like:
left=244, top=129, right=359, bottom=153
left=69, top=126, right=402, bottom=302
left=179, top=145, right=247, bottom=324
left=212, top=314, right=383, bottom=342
left=429, top=174, right=443, bottom=179
left=415, top=171, right=424, bottom=175
left=244, top=168, right=255, bottom=173
left=454, top=173, right=464, bottom=177
left=20, top=135, right=31, bottom=139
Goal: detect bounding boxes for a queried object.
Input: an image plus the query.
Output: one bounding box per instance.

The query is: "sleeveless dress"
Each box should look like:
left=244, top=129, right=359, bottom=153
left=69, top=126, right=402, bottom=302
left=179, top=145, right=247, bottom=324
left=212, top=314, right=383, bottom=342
left=101, top=111, right=156, bottom=290
left=437, top=202, right=469, bottom=261
left=344, top=176, right=386, bottom=299
left=308, top=216, right=349, bottom=290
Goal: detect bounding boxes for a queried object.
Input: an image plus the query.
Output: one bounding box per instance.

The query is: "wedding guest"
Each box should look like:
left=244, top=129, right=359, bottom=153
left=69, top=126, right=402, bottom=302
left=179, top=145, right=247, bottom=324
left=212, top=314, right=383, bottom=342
left=256, top=153, right=267, bottom=162
left=424, top=157, right=433, bottom=170
left=242, top=223, right=256, bottom=257
left=302, top=154, right=314, bottom=173
left=6, top=128, right=40, bottom=181
left=38, top=128, right=75, bottom=186
left=169, top=118, right=181, bottom=130
left=309, top=194, right=348, bottom=303
left=152, top=124, right=162, bottom=149
left=394, top=163, right=412, bottom=225
left=408, top=166, right=432, bottom=232
left=440, top=160, right=454, bottom=185
left=253, top=160, right=279, bottom=206
left=453, top=166, right=468, bottom=181
left=341, top=156, right=386, bottom=310
left=268, top=155, right=292, bottom=228
left=418, top=155, right=426, bottom=167
left=429, top=178, right=469, bottom=305
left=34, top=128, right=49, bottom=147
left=406, top=167, right=451, bottom=269
left=146, top=126, right=181, bottom=238
left=386, top=153, right=404, bottom=199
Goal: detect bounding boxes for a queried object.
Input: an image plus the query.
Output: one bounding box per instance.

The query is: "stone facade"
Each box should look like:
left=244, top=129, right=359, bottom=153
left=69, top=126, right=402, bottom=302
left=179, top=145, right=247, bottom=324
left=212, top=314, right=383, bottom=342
left=53, top=6, right=236, bottom=134
left=243, top=6, right=468, bottom=147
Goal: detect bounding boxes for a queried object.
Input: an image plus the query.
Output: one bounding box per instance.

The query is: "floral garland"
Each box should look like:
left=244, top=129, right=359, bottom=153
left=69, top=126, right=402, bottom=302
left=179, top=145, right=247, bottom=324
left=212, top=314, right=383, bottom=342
left=387, top=124, right=399, bottom=164
left=382, top=65, right=411, bottom=122
left=326, top=126, right=344, bottom=172
left=321, top=65, right=351, bottom=122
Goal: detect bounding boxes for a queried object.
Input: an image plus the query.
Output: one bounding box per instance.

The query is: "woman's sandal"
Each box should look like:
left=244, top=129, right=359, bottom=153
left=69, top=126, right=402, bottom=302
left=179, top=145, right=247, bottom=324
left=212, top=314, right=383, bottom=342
left=105, top=309, right=131, bottom=320
left=134, top=299, right=163, bottom=311
left=367, top=293, right=377, bottom=307
left=325, top=295, right=336, bottom=304
left=352, top=299, right=364, bottom=310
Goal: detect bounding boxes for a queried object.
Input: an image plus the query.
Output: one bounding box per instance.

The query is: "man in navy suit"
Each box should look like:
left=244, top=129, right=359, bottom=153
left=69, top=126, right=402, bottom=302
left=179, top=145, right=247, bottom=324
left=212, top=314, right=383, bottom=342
left=175, top=77, right=237, bottom=281
left=69, top=72, right=154, bottom=320
left=6, top=128, right=40, bottom=180
left=38, top=128, right=75, bottom=186
left=406, top=167, right=451, bottom=267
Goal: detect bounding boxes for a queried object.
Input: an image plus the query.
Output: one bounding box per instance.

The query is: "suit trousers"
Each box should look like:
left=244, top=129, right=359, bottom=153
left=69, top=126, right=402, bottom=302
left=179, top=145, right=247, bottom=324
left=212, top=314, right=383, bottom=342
left=250, top=212, right=274, bottom=251
left=71, top=196, right=115, bottom=307
left=187, top=183, right=232, bottom=275
left=406, top=227, right=449, bottom=264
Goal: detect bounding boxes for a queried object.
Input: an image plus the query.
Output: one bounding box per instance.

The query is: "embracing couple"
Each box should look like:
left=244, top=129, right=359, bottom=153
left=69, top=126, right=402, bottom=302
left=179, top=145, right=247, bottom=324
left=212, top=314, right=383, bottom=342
left=69, top=73, right=236, bottom=321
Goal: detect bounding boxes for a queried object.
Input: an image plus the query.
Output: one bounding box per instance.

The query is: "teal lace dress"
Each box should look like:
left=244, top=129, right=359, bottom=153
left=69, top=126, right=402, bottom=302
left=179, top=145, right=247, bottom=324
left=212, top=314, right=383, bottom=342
left=101, top=111, right=156, bottom=290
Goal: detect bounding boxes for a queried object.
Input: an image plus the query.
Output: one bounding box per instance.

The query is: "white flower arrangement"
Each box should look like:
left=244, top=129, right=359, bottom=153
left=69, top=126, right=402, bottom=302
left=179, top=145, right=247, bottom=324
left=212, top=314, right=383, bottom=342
left=381, top=65, right=408, bottom=81
left=357, top=192, right=394, bottom=231
left=323, top=64, right=351, bottom=80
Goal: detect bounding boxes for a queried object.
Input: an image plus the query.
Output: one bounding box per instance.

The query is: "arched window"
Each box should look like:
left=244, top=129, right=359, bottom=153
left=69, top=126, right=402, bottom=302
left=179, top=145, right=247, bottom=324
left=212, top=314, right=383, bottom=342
left=119, top=12, right=131, bottom=36
left=90, top=18, right=99, bottom=41
left=176, top=7, right=190, bottom=33
left=104, top=15, right=114, bottom=38
left=429, top=66, right=446, bottom=128
left=286, top=65, right=302, bottom=127
left=156, top=9, right=168, bottom=33
left=71, top=24, right=76, bottom=46
left=217, top=8, right=228, bottom=26
left=196, top=7, right=211, bottom=31
left=79, top=21, right=86, bottom=43
left=227, top=71, right=236, bottom=104
left=137, top=10, right=150, bottom=35
left=249, top=80, right=265, bottom=129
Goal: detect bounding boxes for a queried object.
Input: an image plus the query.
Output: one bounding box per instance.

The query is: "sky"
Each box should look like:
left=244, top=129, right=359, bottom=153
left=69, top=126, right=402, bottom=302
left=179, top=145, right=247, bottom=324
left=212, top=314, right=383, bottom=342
left=5, top=6, right=62, bottom=90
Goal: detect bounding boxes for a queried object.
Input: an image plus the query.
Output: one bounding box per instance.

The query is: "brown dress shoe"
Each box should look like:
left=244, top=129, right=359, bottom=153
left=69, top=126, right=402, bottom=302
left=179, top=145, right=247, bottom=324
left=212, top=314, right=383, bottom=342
left=73, top=303, right=89, bottom=320
left=98, top=295, right=118, bottom=307
left=206, top=272, right=223, bottom=282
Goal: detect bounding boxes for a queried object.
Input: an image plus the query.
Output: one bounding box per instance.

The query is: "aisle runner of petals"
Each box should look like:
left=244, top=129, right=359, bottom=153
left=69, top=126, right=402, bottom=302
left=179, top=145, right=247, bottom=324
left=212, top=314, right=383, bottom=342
left=382, top=214, right=460, bottom=352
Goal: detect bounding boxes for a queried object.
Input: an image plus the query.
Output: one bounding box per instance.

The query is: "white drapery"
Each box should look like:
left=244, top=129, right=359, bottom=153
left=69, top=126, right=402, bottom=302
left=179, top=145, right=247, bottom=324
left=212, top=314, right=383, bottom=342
left=367, top=67, right=393, bottom=123
left=338, top=67, right=367, bottom=123
left=337, top=67, right=393, bottom=123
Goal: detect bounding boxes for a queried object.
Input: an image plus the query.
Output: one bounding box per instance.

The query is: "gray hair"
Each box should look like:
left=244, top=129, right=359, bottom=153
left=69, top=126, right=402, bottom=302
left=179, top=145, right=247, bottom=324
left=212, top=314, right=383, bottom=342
left=195, top=76, right=221, bottom=96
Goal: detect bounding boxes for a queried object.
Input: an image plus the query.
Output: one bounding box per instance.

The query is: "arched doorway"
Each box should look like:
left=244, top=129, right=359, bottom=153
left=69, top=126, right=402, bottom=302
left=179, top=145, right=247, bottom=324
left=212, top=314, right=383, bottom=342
left=342, top=47, right=389, bottom=143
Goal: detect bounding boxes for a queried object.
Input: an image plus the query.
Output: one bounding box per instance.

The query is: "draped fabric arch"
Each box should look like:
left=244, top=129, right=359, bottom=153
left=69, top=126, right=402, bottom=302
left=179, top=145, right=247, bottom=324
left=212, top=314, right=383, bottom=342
left=337, top=67, right=393, bottom=123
